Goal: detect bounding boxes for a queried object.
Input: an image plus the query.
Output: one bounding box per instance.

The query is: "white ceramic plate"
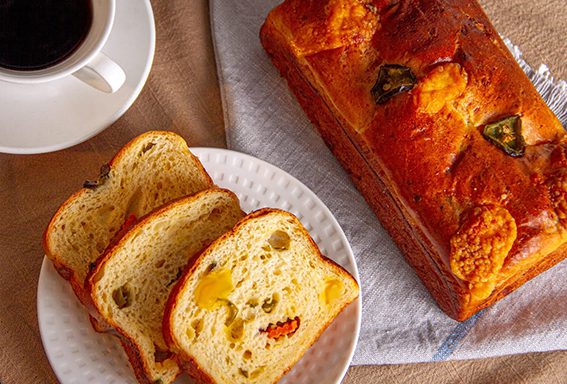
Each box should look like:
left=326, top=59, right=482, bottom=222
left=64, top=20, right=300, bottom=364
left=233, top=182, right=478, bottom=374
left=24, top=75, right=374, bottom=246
left=38, top=148, right=361, bottom=384
left=0, top=0, right=155, bottom=154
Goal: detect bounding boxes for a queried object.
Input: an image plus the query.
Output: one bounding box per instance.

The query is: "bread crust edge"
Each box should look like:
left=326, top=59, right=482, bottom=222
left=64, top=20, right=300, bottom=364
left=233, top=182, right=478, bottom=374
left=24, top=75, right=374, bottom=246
left=259, top=11, right=567, bottom=321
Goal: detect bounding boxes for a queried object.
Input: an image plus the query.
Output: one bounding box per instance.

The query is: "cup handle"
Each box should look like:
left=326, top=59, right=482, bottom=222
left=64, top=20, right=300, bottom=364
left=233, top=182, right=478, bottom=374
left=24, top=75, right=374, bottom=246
left=72, top=52, right=126, bottom=93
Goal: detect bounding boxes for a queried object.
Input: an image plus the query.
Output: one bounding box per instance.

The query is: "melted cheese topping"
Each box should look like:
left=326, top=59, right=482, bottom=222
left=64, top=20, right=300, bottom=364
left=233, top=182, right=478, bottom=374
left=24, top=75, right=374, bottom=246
left=549, top=170, right=567, bottom=229
left=450, top=205, right=516, bottom=301
left=414, top=63, right=468, bottom=114
left=285, top=0, right=378, bottom=56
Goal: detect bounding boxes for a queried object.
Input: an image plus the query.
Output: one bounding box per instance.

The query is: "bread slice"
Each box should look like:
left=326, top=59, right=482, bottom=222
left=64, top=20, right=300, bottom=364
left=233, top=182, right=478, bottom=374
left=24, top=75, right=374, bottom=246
left=43, top=131, right=213, bottom=307
left=87, top=188, right=245, bottom=384
left=163, top=208, right=359, bottom=384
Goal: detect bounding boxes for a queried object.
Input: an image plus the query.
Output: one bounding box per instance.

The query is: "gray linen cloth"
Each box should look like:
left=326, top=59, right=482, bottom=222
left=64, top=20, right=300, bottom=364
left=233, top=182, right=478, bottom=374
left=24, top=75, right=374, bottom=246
left=210, top=0, right=567, bottom=364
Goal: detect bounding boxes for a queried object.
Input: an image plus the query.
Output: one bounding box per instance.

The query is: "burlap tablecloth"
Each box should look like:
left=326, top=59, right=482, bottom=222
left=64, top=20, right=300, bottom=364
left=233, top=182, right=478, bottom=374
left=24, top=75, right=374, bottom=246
left=0, top=1, right=564, bottom=383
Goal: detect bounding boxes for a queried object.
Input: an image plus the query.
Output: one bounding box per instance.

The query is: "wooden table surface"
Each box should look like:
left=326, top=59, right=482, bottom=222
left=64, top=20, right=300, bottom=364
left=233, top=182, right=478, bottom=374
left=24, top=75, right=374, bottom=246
left=0, top=1, right=565, bottom=383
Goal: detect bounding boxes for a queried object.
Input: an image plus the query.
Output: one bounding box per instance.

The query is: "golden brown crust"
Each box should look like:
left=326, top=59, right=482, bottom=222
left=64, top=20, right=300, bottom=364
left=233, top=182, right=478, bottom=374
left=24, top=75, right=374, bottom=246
left=163, top=208, right=359, bottom=383
left=175, top=356, right=216, bottom=384
left=260, top=20, right=462, bottom=317
left=261, top=0, right=567, bottom=320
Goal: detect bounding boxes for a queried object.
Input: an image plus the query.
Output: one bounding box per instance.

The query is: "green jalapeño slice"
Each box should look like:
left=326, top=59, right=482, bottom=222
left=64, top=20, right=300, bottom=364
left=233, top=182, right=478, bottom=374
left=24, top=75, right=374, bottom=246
left=371, top=64, right=417, bottom=104
left=482, top=115, right=526, bottom=157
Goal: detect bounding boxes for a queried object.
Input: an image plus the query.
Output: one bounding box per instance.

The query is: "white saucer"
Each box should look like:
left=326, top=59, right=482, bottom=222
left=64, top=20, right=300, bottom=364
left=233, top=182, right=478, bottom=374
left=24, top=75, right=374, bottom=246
left=38, top=148, right=361, bottom=384
left=0, top=0, right=155, bottom=154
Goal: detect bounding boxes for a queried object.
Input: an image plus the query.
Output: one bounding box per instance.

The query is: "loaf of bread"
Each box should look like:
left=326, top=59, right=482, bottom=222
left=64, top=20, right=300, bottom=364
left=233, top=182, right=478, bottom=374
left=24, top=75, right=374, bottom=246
left=87, top=188, right=245, bottom=384
left=163, top=208, right=359, bottom=384
left=43, top=131, right=213, bottom=308
left=260, top=0, right=567, bottom=320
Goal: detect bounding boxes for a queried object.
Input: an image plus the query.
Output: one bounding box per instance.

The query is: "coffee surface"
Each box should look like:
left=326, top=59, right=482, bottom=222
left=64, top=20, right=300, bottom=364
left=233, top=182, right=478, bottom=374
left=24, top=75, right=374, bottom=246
left=0, top=0, right=92, bottom=71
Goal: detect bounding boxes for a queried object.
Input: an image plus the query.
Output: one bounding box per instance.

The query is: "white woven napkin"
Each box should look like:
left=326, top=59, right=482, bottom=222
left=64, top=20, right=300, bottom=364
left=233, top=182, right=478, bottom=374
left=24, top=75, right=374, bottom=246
left=210, top=0, right=567, bottom=364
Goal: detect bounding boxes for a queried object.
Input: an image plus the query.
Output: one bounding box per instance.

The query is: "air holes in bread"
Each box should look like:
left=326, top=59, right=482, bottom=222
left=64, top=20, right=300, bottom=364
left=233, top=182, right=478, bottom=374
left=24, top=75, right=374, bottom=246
left=191, top=318, right=204, bottom=338
left=153, top=344, right=172, bottom=363
left=247, top=298, right=259, bottom=308
left=205, top=262, right=217, bottom=273
left=223, top=300, right=238, bottom=326
left=261, top=293, right=279, bottom=313
left=226, top=318, right=244, bottom=341
left=166, top=268, right=183, bottom=287
left=112, top=284, right=132, bottom=309
left=141, top=142, right=155, bottom=154
left=83, top=163, right=111, bottom=190
left=239, top=368, right=249, bottom=378
left=209, top=207, right=222, bottom=220
left=250, top=367, right=264, bottom=379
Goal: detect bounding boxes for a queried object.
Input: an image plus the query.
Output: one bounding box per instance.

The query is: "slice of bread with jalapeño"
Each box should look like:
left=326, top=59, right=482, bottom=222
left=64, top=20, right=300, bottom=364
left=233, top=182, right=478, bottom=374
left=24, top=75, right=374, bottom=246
left=43, top=131, right=213, bottom=308
left=163, top=208, right=359, bottom=384
left=87, top=188, right=245, bottom=384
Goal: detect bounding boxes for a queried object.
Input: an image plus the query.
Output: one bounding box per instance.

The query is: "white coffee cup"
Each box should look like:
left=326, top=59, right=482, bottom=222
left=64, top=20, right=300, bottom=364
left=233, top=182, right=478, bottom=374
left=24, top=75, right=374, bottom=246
left=0, top=0, right=125, bottom=93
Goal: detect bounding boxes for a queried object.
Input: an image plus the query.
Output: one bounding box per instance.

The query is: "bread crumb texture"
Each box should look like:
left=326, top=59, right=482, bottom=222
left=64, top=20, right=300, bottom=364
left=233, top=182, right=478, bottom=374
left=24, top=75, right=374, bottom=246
left=47, top=132, right=212, bottom=286
left=450, top=205, right=517, bottom=301
left=90, top=189, right=243, bottom=383
left=168, top=210, right=358, bottom=384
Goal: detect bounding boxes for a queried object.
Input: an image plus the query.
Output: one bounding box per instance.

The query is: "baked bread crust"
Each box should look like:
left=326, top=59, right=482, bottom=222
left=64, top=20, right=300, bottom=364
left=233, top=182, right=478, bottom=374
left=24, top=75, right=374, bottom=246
left=261, top=0, right=567, bottom=320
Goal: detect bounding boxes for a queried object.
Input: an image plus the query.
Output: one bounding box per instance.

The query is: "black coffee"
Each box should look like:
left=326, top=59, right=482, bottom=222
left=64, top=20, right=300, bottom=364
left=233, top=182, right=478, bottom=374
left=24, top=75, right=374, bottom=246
left=0, top=0, right=92, bottom=71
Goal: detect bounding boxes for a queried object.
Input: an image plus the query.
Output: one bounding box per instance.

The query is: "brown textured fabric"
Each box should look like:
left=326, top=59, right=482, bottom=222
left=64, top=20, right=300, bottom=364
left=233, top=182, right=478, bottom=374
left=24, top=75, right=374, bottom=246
left=0, top=0, right=564, bottom=383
